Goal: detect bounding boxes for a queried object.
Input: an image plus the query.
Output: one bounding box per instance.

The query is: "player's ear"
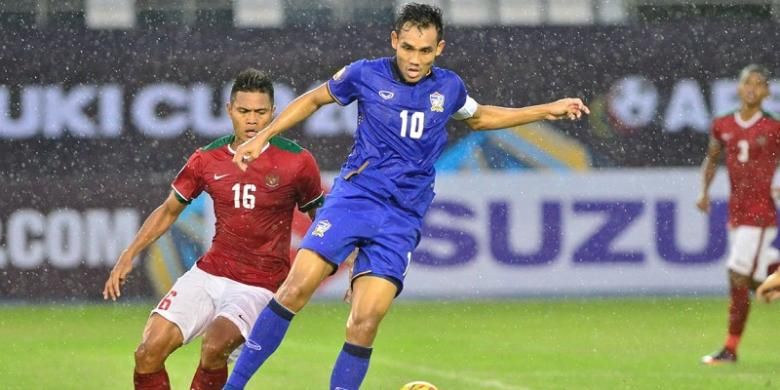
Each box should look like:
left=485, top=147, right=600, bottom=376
left=436, top=40, right=446, bottom=56
left=226, top=101, right=232, bottom=113
left=391, top=30, right=399, bottom=50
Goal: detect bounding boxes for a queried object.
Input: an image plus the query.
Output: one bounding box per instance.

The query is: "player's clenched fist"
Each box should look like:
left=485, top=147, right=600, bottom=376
left=545, top=98, right=590, bottom=121
left=232, top=132, right=270, bottom=171
left=696, top=193, right=710, bottom=213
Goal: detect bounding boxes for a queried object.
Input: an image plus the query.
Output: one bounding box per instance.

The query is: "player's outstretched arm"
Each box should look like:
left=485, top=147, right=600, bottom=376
left=696, top=137, right=722, bottom=213
left=102, top=191, right=186, bottom=301
left=233, top=83, right=336, bottom=171
left=757, top=270, right=780, bottom=303
left=463, top=98, right=589, bottom=131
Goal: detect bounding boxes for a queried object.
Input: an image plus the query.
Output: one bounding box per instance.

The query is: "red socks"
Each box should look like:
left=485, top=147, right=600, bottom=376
left=190, top=364, right=228, bottom=390
left=134, top=369, right=170, bottom=390
left=134, top=365, right=227, bottom=390
left=726, top=285, right=750, bottom=352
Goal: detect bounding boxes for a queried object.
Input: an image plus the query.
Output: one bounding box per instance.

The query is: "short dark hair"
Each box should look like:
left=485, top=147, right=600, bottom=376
left=230, top=68, right=274, bottom=102
left=395, top=2, right=444, bottom=42
left=739, top=64, right=770, bottom=84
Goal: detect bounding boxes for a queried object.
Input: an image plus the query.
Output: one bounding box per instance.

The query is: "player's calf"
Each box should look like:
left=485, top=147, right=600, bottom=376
left=135, top=341, right=178, bottom=373
left=134, top=339, right=175, bottom=390
left=190, top=317, right=244, bottom=389
left=135, top=314, right=183, bottom=373
left=199, top=317, right=244, bottom=369
left=345, top=275, right=398, bottom=346
left=198, top=342, right=232, bottom=370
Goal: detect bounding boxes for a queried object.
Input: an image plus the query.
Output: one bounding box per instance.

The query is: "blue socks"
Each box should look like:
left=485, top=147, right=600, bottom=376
left=223, top=299, right=373, bottom=390
left=330, top=342, right=373, bottom=390
left=224, top=298, right=295, bottom=389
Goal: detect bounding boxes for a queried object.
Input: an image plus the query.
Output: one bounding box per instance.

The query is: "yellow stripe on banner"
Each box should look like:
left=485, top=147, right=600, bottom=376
left=146, top=243, right=175, bottom=296
left=176, top=215, right=206, bottom=243
left=511, top=123, right=591, bottom=171
left=159, top=234, right=185, bottom=279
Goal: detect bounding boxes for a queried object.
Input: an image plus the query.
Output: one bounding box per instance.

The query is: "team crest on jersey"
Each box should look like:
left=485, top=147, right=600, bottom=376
left=312, top=220, right=332, bottom=238
left=429, top=92, right=444, bottom=112
left=264, top=174, right=280, bottom=189
left=757, top=135, right=767, bottom=146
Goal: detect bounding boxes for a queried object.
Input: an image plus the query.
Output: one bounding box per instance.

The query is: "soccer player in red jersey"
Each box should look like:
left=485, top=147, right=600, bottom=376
left=697, top=64, right=780, bottom=365
left=102, top=69, right=324, bottom=389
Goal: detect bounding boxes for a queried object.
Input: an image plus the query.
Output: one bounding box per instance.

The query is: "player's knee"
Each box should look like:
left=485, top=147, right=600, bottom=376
left=729, top=269, right=752, bottom=287
left=275, top=283, right=311, bottom=311
left=346, top=314, right=381, bottom=344
left=199, top=341, right=231, bottom=369
left=134, top=341, right=167, bottom=371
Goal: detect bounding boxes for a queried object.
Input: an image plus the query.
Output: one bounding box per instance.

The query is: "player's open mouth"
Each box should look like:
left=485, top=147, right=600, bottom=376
left=407, top=68, right=420, bottom=77
left=246, top=130, right=258, bottom=137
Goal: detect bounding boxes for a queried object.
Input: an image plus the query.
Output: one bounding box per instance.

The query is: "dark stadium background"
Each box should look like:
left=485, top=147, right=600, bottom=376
left=2, top=2, right=780, bottom=388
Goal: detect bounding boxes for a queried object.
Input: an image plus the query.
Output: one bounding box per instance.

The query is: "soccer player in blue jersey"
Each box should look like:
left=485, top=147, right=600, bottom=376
left=224, top=3, right=589, bottom=389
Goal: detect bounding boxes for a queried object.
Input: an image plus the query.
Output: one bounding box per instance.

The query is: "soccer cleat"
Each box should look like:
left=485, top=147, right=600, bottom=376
left=701, top=347, right=737, bottom=365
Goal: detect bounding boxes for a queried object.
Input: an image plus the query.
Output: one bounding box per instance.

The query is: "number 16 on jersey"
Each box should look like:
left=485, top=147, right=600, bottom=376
left=232, top=183, right=256, bottom=209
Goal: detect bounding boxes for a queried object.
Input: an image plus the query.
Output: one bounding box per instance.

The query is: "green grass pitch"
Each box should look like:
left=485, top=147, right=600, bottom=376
left=2, top=298, right=780, bottom=389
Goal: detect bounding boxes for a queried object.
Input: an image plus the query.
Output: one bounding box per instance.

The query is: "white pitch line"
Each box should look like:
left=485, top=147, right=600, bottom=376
left=283, top=339, right=528, bottom=389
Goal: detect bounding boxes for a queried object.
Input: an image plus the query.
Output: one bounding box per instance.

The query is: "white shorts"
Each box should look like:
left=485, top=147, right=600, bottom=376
left=726, top=226, right=780, bottom=282
left=151, top=265, right=274, bottom=344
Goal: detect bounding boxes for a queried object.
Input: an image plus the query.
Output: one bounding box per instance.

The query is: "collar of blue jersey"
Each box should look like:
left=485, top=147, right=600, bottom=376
left=389, top=56, right=435, bottom=85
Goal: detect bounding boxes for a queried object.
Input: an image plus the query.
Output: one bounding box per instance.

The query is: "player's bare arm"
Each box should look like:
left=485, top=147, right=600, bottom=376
left=102, top=191, right=186, bottom=301
left=463, top=98, right=590, bottom=131
left=233, top=83, right=335, bottom=171
left=696, top=136, right=723, bottom=213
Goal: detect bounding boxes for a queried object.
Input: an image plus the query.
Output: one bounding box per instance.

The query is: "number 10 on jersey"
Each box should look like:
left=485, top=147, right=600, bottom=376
left=399, top=110, right=424, bottom=139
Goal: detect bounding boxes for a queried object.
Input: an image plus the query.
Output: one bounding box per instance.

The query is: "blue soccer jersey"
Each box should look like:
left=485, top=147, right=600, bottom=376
left=327, top=57, right=470, bottom=217
left=301, top=57, right=476, bottom=291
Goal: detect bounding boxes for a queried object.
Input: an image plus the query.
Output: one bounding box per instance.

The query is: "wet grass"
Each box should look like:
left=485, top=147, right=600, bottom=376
left=1, top=298, right=779, bottom=389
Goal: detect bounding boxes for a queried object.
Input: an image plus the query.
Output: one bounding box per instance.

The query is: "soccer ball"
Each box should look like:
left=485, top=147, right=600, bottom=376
left=400, top=381, right=438, bottom=390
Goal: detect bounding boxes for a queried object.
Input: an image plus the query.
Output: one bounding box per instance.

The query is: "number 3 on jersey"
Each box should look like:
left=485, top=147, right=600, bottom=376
left=232, top=183, right=256, bottom=209
left=737, top=140, right=749, bottom=163
left=399, top=110, right=424, bottom=139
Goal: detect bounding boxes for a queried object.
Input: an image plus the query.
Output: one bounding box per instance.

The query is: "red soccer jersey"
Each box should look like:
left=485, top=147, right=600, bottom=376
left=712, top=112, right=780, bottom=227
left=171, top=135, right=324, bottom=291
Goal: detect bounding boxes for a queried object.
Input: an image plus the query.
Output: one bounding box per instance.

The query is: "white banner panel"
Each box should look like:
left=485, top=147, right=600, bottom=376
left=316, top=168, right=745, bottom=298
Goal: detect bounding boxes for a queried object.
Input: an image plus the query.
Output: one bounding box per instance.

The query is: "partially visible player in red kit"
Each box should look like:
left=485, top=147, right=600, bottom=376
left=697, top=64, right=780, bottom=365
left=102, top=69, right=324, bottom=389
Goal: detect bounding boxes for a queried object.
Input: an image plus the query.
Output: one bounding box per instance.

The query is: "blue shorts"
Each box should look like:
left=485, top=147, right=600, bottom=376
left=300, top=179, right=422, bottom=295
